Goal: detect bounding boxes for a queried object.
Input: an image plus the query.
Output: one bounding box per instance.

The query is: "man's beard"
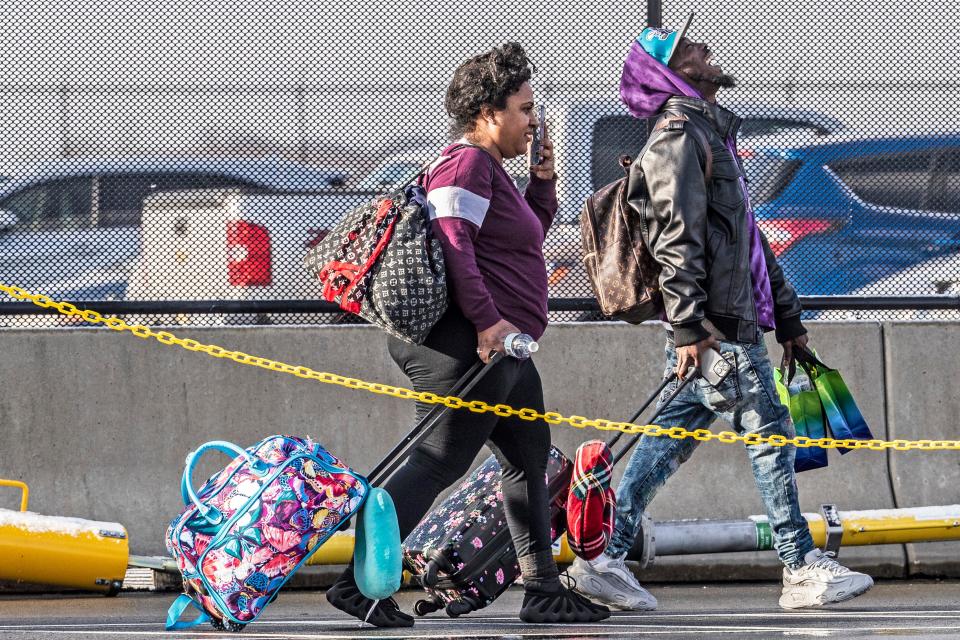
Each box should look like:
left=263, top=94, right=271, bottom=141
left=689, top=72, right=738, bottom=88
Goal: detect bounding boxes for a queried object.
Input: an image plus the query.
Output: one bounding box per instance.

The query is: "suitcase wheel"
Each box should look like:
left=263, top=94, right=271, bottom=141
left=445, top=599, right=474, bottom=618
left=414, top=599, right=442, bottom=616
left=210, top=618, right=247, bottom=633
left=226, top=621, right=247, bottom=633
left=422, top=560, right=440, bottom=587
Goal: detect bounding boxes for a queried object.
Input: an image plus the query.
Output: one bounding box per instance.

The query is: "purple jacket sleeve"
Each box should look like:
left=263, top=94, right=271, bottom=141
left=426, top=147, right=502, bottom=333
left=523, top=173, right=558, bottom=236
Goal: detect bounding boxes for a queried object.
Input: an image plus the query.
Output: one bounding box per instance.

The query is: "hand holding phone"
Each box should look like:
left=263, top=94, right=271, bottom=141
left=700, top=347, right=734, bottom=387
left=528, top=104, right=546, bottom=166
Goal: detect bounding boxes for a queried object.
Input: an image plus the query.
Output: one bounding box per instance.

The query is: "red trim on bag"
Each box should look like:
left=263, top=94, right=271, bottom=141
left=312, top=198, right=399, bottom=317
left=319, top=261, right=361, bottom=302
left=375, top=198, right=394, bottom=224
left=338, top=210, right=398, bottom=314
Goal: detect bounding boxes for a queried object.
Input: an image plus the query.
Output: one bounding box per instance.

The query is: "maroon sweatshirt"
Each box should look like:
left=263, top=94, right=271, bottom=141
left=424, top=143, right=558, bottom=339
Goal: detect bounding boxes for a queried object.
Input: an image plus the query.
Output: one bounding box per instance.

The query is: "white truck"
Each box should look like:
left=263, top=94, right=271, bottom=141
left=0, top=156, right=347, bottom=327
left=129, top=99, right=840, bottom=324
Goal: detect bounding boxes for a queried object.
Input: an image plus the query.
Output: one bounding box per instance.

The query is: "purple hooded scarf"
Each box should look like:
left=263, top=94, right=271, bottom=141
left=620, top=40, right=702, bottom=118
left=619, top=39, right=776, bottom=332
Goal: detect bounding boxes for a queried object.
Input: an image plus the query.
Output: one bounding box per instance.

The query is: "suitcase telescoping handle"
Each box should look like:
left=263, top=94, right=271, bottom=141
left=609, top=369, right=701, bottom=466
left=603, top=376, right=674, bottom=452
left=367, top=351, right=504, bottom=487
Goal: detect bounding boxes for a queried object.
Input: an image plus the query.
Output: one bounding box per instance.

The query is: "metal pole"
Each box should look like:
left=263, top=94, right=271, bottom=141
left=297, top=504, right=960, bottom=568
left=2, top=296, right=958, bottom=315
left=647, top=0, right=662, bottom=28
left=626, top=504, right=960, bottom=564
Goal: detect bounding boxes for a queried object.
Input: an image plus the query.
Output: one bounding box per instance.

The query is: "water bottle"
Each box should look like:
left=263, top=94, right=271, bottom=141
left=503, top=333, right=539, bottom=359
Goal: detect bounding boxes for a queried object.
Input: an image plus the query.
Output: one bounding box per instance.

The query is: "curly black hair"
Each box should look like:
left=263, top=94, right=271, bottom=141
left=445, top=42, right=536, bottom=138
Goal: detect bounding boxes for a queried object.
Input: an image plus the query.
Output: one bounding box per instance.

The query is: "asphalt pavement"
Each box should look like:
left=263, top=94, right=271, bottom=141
left=1, top=580, right=959, bottom=639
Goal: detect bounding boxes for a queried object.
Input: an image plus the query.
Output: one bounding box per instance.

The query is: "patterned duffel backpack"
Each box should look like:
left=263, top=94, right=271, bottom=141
left=165, top=435, right=368, bottom=631
left=303, top=156, right=455, bottom=344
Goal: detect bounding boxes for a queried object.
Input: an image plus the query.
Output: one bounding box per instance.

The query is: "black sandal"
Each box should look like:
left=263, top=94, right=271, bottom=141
left=520, top=585, right=611, bottom=623
left=325, top=572, right=414, bottom=628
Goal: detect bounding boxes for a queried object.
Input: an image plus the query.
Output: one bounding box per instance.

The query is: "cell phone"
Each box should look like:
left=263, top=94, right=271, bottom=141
left=700, top=348, right=734, bottom=387
left=528, top=104, right=546, bottom=166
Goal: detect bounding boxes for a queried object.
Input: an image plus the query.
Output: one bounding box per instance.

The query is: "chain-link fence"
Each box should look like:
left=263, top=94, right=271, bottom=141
left=1, top=1, right=958, bottom=328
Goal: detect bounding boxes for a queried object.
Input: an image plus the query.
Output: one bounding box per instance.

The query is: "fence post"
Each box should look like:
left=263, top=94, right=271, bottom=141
left=647, top=0, right=662, bottom=28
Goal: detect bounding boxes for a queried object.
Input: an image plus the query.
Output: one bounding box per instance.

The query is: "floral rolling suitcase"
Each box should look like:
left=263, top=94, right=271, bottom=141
left=165, top=436, right=368, bottom=631
left=164, top=357, right=506, bottom=632
left=402, top=446, right=572, bottom=617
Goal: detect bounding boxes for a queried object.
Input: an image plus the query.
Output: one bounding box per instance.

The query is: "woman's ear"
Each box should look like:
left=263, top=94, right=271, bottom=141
left=479, top=104, right=498, bottom=126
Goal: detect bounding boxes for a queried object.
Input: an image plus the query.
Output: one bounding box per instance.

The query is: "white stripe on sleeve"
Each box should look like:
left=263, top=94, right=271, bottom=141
left=426, top=185, right=491, bottom=227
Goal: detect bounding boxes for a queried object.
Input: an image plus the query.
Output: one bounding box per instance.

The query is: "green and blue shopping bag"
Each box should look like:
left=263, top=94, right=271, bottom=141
left=775, top=346, right=875, bottom=471
left=775, top=365, right=829, bottom=472
left=795, top=346, right=874, bottom=453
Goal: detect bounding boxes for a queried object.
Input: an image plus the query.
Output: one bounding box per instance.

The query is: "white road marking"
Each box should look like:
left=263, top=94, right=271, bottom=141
left=3, top=621, right=960, bottom=639
left=2, top=609, right=960, bottom=638
left=2, top=609, right=960, bottom=630
left=457, top=610, right=960, bottom=622
left=4, top=627, right=960, bottom=638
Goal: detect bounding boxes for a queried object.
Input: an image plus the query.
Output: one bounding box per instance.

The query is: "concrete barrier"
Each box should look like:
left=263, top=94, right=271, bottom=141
left=0, top=326, right=412, bottom=557
left=0, top=321, right=955, bottom=580
left=884, top=322, right=960, bottom=577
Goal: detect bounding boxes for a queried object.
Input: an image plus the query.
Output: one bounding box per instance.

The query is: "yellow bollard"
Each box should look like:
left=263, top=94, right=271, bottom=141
left=806, top=505, right=960, bottom=547
left=308, top=506, right=960, bottom=569
left=0, top=480, right=129, bottom=594
left=306, top=531, right=577, bottom=567
left=306, top=530, right=359, bottom=566
left=552, top=533, right=576, bottom=564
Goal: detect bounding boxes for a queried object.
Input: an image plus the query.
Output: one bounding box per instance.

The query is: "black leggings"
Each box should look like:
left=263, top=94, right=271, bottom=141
left=382, top=307, right=554, bottom=559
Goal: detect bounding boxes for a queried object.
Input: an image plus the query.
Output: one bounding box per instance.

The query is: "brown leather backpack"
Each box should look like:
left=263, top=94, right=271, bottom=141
left=579, top=116, right=712, bottom=323
left=579, top=156, right=662, bottom=323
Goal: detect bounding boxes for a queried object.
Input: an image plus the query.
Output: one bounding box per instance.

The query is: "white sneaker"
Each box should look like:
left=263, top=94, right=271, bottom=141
left=566, top=553, right=658, bottom=611
left=779, top=549, right=874, bottom=609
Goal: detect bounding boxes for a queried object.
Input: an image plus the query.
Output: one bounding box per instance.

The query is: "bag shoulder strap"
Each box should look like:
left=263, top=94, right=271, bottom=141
left=649, top=113, right=713, bottom=181
left=165, top=594, right=211, bottom=631
left=407, top=142, right=494, bottom=190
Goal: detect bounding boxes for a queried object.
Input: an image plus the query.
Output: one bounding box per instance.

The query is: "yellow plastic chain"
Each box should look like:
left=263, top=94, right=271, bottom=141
left=3, top=282, right=958, bottom=452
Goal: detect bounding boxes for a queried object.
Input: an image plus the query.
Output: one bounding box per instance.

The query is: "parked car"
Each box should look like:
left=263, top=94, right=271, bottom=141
left=0, top=156, right=347, bottom=326
left=843, top=251, right=960, bottom=320
left=354, top=149, right=434, bottom=192
left=130, top=99, right=847, bottom=325
left=746, top=135, right=960, bottom=298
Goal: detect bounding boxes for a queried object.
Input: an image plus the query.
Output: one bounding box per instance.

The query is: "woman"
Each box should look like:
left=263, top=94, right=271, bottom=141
left=325, top=43, right=609, bottom=626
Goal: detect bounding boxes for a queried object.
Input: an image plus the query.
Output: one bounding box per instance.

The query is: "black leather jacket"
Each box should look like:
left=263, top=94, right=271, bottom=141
left=627, top=96, right=805, bottom=347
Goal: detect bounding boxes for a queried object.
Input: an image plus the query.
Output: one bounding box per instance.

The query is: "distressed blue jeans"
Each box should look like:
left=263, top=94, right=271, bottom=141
left=606, top=332, right=816, bottom=569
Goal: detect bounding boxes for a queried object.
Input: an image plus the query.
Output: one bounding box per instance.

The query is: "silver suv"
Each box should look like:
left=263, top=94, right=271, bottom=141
left=0, top=156, right=345, bottom=324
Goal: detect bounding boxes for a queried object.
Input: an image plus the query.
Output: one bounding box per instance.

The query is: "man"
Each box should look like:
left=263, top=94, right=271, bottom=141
left=568, top=14, right=874, bottom=610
